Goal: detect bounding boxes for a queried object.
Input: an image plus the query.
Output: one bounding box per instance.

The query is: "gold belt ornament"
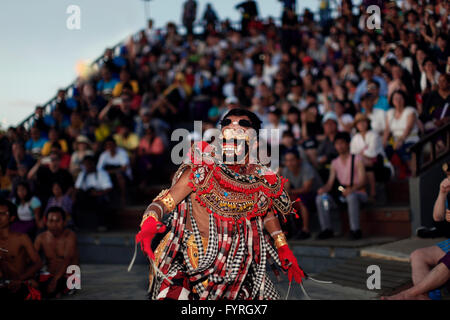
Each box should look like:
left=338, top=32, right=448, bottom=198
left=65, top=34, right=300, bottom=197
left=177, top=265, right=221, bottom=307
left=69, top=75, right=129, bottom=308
left=186, top=234, right=209, bottom=291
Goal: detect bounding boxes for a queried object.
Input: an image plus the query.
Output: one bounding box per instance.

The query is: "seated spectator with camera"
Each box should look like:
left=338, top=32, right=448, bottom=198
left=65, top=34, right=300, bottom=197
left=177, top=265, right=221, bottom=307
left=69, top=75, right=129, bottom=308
left=27, top=152, right=74, bottom=209
left=97, top=136, right=131, bottom=207
left=75, top=155, right=113, bottom=231
left=315, top=132, right=368, bottom=240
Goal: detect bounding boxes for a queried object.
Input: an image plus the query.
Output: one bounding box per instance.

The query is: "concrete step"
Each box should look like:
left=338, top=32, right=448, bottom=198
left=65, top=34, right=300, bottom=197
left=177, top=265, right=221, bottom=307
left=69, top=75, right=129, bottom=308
left=288, top=236, right=398, bottom=274
left=385, top=179, right=410, bottom=205
left=315, top=256, right=412, bottom=296
left=339, top=205, right=411, bottom=238
left=77, top=231, right=147, bottom=265
left=361, top=236, right=448, bottom=262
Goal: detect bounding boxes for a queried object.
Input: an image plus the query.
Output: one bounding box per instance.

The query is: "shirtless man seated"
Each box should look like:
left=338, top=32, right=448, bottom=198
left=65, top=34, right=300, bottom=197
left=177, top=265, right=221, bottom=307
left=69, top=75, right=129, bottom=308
left=0, top=198, right=43, bottom=300
left=34, top=206, right=79, bottom=298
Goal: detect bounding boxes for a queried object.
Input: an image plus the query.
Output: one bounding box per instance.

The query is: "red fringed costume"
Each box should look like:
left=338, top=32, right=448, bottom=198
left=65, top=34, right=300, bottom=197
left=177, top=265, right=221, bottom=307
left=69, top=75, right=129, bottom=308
left=133, top=141, right=305, bottom=300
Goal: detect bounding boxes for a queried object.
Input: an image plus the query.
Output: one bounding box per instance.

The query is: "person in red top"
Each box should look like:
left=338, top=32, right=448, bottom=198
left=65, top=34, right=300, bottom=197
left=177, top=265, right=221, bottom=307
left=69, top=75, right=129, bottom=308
left=137, top=127, right=165, bottom=186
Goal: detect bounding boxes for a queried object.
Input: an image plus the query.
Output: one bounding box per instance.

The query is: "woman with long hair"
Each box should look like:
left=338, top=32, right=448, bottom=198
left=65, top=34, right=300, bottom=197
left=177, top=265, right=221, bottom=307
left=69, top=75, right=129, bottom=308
left=383, top=90, right=420, bottom=177
left=11, top=181, right=42, bottom=238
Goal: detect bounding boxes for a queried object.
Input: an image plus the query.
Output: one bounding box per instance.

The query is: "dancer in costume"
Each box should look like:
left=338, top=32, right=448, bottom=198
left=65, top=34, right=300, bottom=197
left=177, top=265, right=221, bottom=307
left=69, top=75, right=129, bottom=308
left=131, top=108, right=306, bottom=300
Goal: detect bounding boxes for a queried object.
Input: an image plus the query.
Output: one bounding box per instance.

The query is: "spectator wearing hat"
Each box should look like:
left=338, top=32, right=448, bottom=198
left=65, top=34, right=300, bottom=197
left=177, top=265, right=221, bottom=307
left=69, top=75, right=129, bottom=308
left=300, top=56, right=319, bottom=78
left=316, top=132, right=368, bottom=240
left=69, top=135, right=94, bottom=178
left=351, top=113, right=390, bottom=201
left=353, top=62, right=388, bottom=105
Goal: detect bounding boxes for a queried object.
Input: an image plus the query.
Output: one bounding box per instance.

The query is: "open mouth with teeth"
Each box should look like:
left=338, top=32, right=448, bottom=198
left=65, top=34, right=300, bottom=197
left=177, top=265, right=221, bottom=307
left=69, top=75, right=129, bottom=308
left=222, top=139, right=249, bottom=164
left=220, top=128, right=251, bottom=164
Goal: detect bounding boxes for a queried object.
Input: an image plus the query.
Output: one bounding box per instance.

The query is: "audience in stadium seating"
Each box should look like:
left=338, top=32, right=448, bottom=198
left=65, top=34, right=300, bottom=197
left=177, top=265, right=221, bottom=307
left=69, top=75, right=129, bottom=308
left=1, top=0, right=449, bottom=246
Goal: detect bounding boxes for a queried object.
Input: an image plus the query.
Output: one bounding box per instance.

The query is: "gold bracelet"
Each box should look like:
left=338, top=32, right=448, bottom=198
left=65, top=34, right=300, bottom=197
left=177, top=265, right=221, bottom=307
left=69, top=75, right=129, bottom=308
left=140, top=210, right=160, bottom=227
left=274, top=233, right=288, bottom=249
left=154, top=189, right=176, bottom=212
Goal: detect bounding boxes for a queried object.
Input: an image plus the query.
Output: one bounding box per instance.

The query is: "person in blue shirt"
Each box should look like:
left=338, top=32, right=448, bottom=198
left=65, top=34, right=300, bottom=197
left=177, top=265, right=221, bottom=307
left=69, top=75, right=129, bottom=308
left=25, top=127, right=48, bottom=159
left=96, top=66, right=119, bottom=98
left=353, top=62, right=388, bottom=106
left=366, top=79, right=390, bottom=111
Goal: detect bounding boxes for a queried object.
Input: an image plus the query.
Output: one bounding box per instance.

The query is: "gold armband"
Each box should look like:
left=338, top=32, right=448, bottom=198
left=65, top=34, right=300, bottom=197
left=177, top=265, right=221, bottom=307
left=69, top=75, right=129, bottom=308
left=153, top=189, right=176, bottom=212
left=140, top=210, right=160, bottom=227
left=274, top=233, right=288, bottom=249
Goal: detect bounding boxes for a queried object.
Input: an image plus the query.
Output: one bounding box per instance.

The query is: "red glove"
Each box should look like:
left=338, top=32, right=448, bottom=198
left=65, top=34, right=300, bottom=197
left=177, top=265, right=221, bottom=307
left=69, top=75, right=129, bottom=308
left=278, top=244, right=306, bottom=284
left=136, top=217, right=166, bottom=260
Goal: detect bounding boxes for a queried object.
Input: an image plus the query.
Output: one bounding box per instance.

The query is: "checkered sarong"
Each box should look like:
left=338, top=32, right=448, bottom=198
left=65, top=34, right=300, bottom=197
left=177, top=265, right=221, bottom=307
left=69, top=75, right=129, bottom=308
left=149, top=167, right=283, bottom=300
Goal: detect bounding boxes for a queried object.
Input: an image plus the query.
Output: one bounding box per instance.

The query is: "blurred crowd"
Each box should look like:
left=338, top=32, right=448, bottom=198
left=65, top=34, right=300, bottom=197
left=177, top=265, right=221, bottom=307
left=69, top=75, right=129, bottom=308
left=0, top=0, right=449, bottom=238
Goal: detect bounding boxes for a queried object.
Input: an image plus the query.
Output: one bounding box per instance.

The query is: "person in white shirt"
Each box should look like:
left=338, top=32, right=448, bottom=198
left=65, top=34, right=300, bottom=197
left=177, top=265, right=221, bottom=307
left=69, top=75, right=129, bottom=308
left=383, top=90, right=420, bottom=173
left=420, top=58, right=441, bottom=93
left=97, top=137, right=132, bottom=206
left=75, top=155, right=113, bottom=231
left=351, top=113, right=389, bottom=200
left=360, top=92, right=386, bottom=136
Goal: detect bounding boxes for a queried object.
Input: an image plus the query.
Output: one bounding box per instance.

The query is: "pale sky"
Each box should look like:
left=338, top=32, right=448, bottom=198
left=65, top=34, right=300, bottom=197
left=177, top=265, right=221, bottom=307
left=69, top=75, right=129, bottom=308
left=0, top=0, right=322, bottom=128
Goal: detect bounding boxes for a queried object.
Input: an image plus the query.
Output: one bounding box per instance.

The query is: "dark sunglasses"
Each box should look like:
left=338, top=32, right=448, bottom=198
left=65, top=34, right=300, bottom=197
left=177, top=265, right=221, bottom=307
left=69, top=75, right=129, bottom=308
left=220, top=119, right=253, bottom=128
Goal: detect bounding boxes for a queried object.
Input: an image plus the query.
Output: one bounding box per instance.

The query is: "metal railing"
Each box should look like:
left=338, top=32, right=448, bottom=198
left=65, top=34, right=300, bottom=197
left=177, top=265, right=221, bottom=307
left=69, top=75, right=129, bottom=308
left=410, top=123, right=450, bottom=177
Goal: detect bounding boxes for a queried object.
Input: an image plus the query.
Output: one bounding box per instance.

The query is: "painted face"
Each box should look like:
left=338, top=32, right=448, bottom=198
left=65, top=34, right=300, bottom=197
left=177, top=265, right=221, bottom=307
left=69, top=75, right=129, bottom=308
left=219, top=115, right=255, bottom=164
